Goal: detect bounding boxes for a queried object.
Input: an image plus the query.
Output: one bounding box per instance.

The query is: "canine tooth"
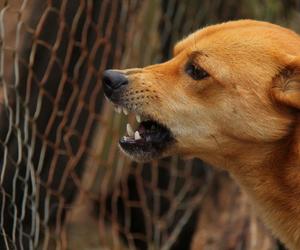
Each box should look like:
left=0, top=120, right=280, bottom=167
left=136, top=115, right=141, bottom=123
left=126, top=123, right=134, bottom=137
left=123, top=108, right=129, bottom=115
left=115, top=106, right=122, bottom=114
left=134, top=131, right=142, bottom=140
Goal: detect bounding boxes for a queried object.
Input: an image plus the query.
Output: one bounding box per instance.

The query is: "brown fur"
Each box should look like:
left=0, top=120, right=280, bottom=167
left=113, top=20, right=300, bottom=249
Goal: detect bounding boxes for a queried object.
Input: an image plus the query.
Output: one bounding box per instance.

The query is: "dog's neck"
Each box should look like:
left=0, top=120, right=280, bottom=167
left=228, top=122, right=300, bottom=249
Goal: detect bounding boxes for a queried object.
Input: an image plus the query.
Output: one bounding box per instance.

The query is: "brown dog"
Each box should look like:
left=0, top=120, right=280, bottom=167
left=102, top=20, right=300, bottom=249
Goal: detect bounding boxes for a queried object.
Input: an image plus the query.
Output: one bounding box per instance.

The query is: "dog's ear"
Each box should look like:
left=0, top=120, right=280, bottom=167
left=272, top=56, right=300, bottom=110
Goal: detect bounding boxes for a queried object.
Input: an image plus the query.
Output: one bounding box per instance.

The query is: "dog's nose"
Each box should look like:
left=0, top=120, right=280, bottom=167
left=102, top=70, right=128, bottom=97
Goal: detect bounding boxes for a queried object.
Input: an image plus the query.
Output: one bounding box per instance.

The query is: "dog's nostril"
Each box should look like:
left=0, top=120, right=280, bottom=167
left=102, top=70, right=128, bottom=90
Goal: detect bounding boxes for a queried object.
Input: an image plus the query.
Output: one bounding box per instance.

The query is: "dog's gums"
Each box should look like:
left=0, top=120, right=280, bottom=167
left=103, top=20, right=300, bottom=249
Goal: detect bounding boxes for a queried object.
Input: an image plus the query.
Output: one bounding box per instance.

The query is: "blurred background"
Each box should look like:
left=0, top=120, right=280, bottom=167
left=0, top=0, right=299, bottom=249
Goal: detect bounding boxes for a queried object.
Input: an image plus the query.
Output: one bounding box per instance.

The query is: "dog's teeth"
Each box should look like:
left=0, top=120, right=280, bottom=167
left=136, top=115, right=141, bottom=123
left=134, top=131, right=142, bottom=140
left=115, top=106, right=122, bottom=114
left=126, top=123, right=134, bottom=137
left=123, top=108, right=129, bottom=115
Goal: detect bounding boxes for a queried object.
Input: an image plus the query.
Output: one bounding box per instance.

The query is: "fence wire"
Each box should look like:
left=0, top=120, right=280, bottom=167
left=0, top=0, right=299, bottom=249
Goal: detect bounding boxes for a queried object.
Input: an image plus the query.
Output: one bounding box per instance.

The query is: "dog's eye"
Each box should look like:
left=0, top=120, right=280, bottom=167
left=185, top=63, right=209, bottom=80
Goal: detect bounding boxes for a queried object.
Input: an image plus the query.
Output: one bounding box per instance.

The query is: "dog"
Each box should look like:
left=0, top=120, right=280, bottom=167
left=102, top=20, right=300, bottom=249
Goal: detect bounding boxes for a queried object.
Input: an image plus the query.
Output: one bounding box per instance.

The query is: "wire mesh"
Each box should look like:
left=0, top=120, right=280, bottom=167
left=0, top=0, right=299, bottom=249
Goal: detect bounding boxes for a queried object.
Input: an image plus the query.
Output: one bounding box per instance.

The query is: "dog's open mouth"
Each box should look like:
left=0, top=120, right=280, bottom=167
left=114, top=105, right=174, bottom=161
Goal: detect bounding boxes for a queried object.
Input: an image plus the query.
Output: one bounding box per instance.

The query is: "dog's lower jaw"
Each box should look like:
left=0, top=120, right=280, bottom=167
left=225, top=142, right=300, bottom=250
left=118, top=142, right=175, bottom=162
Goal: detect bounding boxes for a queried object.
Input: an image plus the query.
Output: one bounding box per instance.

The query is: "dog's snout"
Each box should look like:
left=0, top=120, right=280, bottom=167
left=102, top=70, right=128, bottom=97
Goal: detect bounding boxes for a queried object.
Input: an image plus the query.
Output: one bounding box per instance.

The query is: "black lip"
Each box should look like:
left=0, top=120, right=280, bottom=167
left=119, top=120, right=174, bottom=161
left=103, top=86, right=126, bottom=104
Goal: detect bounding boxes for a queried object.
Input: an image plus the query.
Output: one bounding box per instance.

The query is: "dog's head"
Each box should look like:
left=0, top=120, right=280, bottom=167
left=103, top=20, right=300, bottom=165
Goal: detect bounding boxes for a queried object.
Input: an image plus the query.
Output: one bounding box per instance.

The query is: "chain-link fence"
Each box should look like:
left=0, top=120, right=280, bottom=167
left=0, top=0, right=299, bottom=249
